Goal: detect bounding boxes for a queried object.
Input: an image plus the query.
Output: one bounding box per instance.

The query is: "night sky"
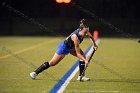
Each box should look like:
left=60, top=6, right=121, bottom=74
left=0, top=0, right=139, bottom=18
left=0, top=0, right=139, bottom=36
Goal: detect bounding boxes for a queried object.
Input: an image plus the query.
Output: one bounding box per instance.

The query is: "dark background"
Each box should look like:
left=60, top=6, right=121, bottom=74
left=0, top=0, right=140, bottom=37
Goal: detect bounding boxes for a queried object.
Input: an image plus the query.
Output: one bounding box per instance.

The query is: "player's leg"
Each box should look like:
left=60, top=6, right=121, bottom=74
left=49, top=53, right=65, bottom=66
left=30, top=41, right=68, bottom=79
left=70, top=49, right=90, bottom=81
left=30, top=53, right=65, bottom=79
left=70, top=49, right=86, bottom=75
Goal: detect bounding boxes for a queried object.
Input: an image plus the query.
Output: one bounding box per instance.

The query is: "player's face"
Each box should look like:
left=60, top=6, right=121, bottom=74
left=81, top=27, right=89, bottom=36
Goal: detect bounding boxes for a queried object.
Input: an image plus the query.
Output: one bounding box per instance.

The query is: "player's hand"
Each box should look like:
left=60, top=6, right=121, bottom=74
left=93, top=44, right=98, bottom=51
left=85, top=59, right=89, bottom=67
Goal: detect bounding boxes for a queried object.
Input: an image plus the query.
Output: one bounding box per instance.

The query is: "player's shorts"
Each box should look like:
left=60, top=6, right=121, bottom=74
left=56, top=41, right=74, bottom=55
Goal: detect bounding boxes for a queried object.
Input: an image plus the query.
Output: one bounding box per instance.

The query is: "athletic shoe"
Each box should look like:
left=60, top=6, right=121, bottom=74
left=77, top=76, right=91, bottom=81
left=30, top=72, right=37, bottom=79
left=137, top=38, right=140, bottom=43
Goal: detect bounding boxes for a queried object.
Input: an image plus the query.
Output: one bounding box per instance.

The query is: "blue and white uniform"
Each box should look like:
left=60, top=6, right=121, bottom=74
left=56, top=28, right=84, bottom=55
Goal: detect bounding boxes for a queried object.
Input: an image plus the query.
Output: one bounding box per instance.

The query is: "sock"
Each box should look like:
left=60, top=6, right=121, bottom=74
left=34, top=62, right=50, bottom=74
left=79, top=61, right=85, bottom=76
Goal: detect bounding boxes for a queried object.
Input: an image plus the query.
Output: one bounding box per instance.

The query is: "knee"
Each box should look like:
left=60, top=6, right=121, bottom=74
left=49, top=61, right=57, bottom=66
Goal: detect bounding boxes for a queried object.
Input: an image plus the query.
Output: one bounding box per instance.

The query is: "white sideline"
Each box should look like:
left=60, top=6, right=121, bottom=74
left=57, top=39, right=100, bottom=93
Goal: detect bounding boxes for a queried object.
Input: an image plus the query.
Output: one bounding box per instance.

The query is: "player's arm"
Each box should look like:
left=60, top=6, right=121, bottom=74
left=71, top=34, right=88, bottom=64
left=86, top=31, right=98, bottom=50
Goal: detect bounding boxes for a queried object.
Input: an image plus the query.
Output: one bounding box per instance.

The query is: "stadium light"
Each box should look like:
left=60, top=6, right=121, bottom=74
left=63, top=0, right=71, bottom=3
left=56, top=0, right=63, bottom=3
left=56, top=0, right=71, bottom=4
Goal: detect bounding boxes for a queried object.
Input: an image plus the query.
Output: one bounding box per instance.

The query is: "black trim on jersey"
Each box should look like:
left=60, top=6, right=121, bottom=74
left=64, top=28, right=83, bottom=49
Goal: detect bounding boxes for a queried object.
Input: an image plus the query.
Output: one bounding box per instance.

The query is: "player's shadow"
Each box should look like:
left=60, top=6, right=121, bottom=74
left=90, top=79, right=140, bottom=83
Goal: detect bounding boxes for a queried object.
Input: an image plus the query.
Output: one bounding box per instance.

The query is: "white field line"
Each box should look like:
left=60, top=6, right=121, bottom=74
left=57, top=39, right=100, bottom=93
left=57, top=66, right=79, bottom=93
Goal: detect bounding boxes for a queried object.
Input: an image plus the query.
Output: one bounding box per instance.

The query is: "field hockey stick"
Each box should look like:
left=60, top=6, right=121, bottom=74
left=80, top=48, right=96, bottom=81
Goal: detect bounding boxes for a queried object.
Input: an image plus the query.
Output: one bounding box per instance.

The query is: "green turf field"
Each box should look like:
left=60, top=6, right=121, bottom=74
left=0, top=37, right=140, bottom=93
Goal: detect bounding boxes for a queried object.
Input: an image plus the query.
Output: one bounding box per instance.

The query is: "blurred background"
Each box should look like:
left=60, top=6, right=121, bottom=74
left=0, top=1, right=140, bottom=92
left=0, top=0, right=140, bottom=37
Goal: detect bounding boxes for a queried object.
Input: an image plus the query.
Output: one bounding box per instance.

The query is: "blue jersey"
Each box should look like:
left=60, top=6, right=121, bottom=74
left=56, top=28, right=84, bottom=55
left=64, top=28, right=83, bottom=49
